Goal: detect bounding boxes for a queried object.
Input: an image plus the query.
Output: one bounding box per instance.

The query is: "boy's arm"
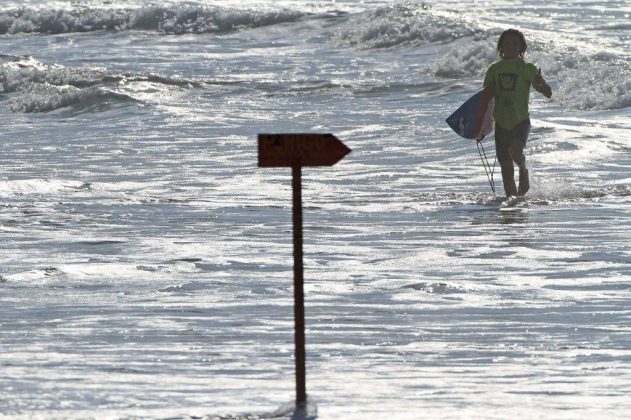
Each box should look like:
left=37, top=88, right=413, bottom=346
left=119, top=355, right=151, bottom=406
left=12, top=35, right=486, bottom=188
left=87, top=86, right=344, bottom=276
left=483, top=65, right=494, bottom=88
left=533, top=68, right=552, bottom=98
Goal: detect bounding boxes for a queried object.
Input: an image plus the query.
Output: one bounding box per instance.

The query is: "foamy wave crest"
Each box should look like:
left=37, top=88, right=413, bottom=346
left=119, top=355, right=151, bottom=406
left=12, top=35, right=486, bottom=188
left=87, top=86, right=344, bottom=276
left=515, top=45, right=631, bottom=111
left=529, top=180, right=631, bottom=201
left=6, top=83, right=135, bottom=113
left=552, top=56, right=631, bottom=111
left=0, top=55, right=202, bottom=112
left=0, top=55, right=108, bottom=93
left=0, top=5, right=303, bottom=35
left=0, top=263, right=160, bottom=288
left=427, top=33, right=631, bottom=111
left=331, top=3, right=481, bottom=49
left=427, top=37, right=496, bottom=78
left=0, top=179, right=89, bottom=196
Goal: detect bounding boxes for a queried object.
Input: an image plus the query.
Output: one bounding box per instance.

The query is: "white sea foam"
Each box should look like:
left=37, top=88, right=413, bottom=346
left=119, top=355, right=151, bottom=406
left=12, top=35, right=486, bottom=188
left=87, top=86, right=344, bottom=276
left=0, top=179, right=88, bottom=195
left=0, top=55, right=200, bottom=91
left=5, top=83, right=136, bottom=113
left=331, top=3, right=481, bottom=49
left=0, top=263, right=177, bottom=288
left=326, top=3, right=630, bottom=111
left=0, top=5, right=304, bottom=35
left=427, top=37, right=497, bottom=78
left=0, top=55, right=106, bottom=93
left=527, top=175, right=631, bottom=201
left=554, top=60, right=631, bottom=111
left=427, top=32, right=631, bottom=111
left=1, top=1, right=630, bottom=418
left=0, top=56, right=204, bottom=112
left=325, top=3, right=627, bottom=113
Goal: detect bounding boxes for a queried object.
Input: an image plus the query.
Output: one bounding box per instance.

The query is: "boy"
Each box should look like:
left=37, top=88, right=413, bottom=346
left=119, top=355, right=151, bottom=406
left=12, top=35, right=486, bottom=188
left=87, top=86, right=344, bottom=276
left=484, top=29, right=552, bottom=196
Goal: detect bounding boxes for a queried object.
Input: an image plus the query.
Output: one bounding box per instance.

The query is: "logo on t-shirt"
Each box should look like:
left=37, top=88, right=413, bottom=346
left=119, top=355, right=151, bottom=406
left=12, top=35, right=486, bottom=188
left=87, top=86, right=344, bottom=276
left=498, top=73, right=517, bottom=91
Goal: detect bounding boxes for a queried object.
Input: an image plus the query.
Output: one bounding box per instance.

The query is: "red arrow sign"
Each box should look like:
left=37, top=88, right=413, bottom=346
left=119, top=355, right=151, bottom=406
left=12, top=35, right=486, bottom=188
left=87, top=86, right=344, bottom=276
left=258, top=133, right=351, bottom=167
left=257, top=131, right=350, bottom=407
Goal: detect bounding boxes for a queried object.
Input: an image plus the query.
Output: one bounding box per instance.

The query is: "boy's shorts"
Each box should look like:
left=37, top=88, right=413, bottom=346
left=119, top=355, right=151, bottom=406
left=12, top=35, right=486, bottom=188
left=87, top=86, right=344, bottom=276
left=494, top=118, right=531, bottom=162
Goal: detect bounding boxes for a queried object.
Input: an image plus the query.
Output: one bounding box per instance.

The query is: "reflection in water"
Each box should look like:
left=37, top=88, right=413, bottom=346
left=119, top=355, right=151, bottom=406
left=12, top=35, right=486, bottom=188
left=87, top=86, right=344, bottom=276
left=498, top=209, right=529, bottom=225
left=469, top=208, right=530, bottom=226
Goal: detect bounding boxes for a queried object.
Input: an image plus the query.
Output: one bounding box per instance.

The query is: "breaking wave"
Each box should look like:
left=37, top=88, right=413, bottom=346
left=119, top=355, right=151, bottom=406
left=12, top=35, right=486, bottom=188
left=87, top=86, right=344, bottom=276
left=0, top=55, right=204, bottom=113
left=0, top=179, right=90, bottom=196
left=5, top=83, right=137, bottom=113
left=429, top=38, right=631, bottom=110
left=329, top=3, right=630, bottom=112
left=0, top=4, right=304, bottom=35
left=552, top=57, right=631, bottom=111
left=331, top=3, right=482, bottom=49
left=425, top=32, right=630, bottom=111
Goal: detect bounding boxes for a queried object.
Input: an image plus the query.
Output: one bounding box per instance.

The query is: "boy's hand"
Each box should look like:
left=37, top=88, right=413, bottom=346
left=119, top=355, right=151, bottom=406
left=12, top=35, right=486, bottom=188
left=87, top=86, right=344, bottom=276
left=533, top=68, right=552, bottom=98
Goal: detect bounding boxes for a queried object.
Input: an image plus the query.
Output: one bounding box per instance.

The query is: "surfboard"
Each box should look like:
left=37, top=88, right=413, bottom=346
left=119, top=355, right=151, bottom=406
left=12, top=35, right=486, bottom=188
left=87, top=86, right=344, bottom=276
left=446, top=86, right=495, bottom=141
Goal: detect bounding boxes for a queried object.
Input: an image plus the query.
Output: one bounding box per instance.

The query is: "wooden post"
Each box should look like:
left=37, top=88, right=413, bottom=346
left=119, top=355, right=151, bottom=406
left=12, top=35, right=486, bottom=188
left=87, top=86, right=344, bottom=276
left=292, top=164, right=307, bottom=406
left=258, top=133, right=350, bottom=408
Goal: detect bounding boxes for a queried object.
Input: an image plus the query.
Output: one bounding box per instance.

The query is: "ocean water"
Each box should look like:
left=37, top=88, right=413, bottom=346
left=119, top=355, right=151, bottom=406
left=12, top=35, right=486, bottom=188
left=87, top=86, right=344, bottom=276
left=0, top=0, right=629, bottom=418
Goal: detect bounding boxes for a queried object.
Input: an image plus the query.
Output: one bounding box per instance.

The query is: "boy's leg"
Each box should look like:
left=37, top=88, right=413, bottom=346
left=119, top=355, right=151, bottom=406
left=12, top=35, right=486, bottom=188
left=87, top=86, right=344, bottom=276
left=509, top=134, right=529, bottom=196
left=495, top=125, right=518, bottom=197
left=507, top=119, right=531, bottom=196
left=500, top=160, right=517, bottom=196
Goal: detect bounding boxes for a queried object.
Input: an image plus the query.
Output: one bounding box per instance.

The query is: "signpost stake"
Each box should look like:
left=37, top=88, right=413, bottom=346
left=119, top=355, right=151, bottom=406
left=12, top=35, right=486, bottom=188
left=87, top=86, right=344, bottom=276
left=292, top=164, right=307, bottom=406
left=257, top=133, right=350, bottom=409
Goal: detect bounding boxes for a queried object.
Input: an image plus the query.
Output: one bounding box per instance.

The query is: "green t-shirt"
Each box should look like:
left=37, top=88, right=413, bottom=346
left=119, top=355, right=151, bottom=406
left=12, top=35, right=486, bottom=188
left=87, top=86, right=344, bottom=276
left=483, top=58, right=538, bottom=130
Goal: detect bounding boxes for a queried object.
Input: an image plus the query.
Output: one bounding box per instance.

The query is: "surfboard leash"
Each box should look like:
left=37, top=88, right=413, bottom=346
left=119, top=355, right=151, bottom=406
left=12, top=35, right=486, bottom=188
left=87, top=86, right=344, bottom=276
left=476, top=138, right=496, bottom=196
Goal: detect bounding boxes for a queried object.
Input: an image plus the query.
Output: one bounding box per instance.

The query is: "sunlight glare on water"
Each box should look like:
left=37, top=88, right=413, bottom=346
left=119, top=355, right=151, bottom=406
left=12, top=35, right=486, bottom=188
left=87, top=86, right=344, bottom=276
left=0, top=0, right=629, bottom=418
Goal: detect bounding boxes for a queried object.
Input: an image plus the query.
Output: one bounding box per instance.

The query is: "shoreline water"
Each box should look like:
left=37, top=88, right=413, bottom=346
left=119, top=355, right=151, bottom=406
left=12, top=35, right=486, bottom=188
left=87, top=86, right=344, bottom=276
left=1, top=1, right=630, bottom=418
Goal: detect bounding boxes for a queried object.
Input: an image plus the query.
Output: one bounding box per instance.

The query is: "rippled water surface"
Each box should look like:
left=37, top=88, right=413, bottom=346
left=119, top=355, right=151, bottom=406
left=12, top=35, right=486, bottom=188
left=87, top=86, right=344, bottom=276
left=1, top=1, right=630, bottom=418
